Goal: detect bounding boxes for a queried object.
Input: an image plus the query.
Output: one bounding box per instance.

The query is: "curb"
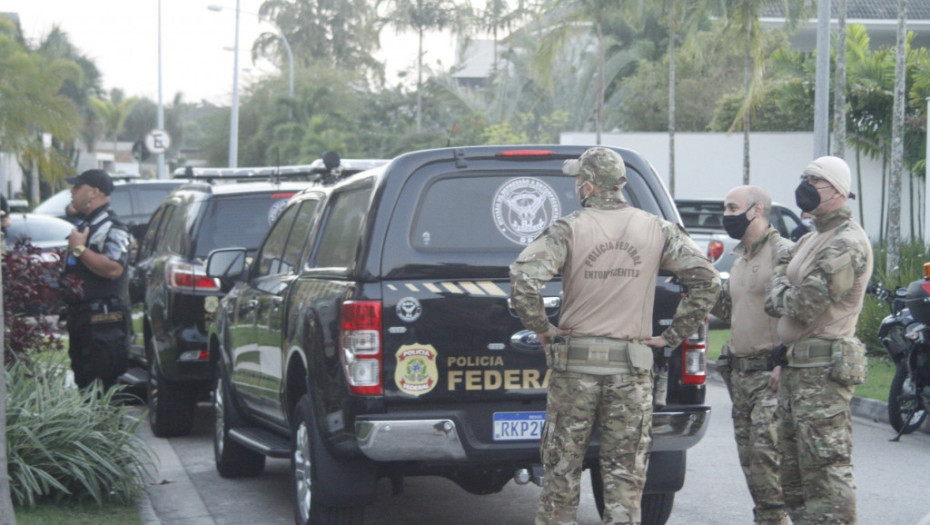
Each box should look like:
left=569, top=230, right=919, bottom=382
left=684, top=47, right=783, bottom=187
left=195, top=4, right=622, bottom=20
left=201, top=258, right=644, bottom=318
left=706, top=360, right=930, bottom=435
left=132, top=407, right=214, bottom=525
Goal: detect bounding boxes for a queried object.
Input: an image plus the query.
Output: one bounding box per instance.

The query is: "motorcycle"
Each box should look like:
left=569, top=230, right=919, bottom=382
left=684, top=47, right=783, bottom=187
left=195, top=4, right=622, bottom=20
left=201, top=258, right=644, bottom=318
left=876, top=269, right=930, bottom=440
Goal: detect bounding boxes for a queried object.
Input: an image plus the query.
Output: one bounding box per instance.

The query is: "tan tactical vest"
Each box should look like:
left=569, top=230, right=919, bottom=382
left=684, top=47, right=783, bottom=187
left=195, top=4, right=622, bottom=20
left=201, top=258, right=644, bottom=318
left=728, top=236, right=782, bottom=357
left=777, top=220, right=872, bottom=343
left=559, top=207, right=664, bottom=340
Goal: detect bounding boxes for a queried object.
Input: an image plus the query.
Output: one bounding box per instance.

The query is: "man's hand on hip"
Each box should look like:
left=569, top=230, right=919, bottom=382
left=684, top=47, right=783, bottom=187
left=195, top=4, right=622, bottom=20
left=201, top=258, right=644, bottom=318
left=536, top=324, right=572, bottom=347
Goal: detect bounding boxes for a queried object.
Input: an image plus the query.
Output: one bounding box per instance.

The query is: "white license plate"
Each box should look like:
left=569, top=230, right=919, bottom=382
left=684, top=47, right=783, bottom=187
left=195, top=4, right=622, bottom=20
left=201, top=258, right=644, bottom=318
left=493, top=411, right=546, bottom=441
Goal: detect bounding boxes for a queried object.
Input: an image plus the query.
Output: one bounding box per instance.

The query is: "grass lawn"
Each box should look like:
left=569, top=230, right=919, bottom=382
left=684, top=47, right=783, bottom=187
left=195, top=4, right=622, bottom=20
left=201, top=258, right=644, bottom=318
left=15, top=502, right=142, bottom=525
left=707, top=328, right=894, bottom=402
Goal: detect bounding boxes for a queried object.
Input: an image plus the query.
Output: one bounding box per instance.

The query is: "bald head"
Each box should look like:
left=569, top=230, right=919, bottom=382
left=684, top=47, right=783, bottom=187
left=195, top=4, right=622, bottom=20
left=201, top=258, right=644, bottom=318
left=723, top=185, right=771, bottom=243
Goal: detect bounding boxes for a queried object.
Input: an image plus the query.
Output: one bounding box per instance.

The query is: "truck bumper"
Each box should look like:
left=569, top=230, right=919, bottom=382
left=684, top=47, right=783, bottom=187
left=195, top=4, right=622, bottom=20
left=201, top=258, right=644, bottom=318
left=355, top=405, right=710, bottom=462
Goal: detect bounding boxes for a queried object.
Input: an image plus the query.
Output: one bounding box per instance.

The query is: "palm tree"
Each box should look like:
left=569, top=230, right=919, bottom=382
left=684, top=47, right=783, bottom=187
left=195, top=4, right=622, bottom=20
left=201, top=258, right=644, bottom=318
left=0, top=20, right=81, bottom=522
left=90, top=89, right=138, bottom=159
left=533, top=0, right=638, bottom=144
left=832, top=0, right=848, bottom=158
left=476, top=0, right=531, bottom=74
left=722, top=0, right=810, bottom=184
left=655, top=0, right=723, bottom=196
left=888, top=0, right=908, bottom=280
left=389, top=0, right=469, bottom=131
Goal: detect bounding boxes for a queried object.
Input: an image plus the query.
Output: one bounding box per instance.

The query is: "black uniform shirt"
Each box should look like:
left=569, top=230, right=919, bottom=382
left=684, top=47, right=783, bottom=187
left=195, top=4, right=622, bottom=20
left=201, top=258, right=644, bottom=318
left=64, top=204, right=131, bottom=302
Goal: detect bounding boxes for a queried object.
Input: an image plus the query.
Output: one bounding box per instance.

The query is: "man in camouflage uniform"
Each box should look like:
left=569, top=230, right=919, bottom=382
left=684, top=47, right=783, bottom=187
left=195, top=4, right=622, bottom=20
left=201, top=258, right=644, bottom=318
left=712, top=186, right=792, bottom=525
left=765, top=156, right=873, bottom=525
left=510, top=147, right=720, bottom=525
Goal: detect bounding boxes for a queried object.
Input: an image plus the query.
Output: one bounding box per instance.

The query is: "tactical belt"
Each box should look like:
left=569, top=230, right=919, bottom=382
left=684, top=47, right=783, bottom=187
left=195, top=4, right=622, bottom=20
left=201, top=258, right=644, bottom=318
left=787, top=338, right=834, bottom=368
left=564, top=336, right=652, bottom=372
left=730, top=353, right=771, bottom=373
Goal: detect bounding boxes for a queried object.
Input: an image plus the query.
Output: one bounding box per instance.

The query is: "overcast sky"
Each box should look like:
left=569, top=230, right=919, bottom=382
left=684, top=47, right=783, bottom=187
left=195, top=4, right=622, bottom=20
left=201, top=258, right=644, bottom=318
left=4, top=0, right=457, bottom=106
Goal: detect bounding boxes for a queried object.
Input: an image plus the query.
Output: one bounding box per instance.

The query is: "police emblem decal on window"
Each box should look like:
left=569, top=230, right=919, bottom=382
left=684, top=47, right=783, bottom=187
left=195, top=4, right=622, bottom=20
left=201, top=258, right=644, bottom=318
left=395, top=344, right=439, bottom=396
left=267, top=199, right=288, bottom=225
left=396, top=296, right=422, bottom=323
left=493, top=178, right=561, bottom=245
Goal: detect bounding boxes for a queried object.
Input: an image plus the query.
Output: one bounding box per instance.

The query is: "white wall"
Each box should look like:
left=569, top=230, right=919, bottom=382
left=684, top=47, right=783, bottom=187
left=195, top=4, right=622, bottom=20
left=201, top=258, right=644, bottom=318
left=561, top=131, right=916, bottom=243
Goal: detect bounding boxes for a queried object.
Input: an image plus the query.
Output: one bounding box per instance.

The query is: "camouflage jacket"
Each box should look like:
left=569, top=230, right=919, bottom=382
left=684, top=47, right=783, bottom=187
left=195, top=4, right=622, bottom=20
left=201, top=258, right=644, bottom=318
left=764, top=206, right=873, bottom=335
left=509, top=194, right=720, bottom=349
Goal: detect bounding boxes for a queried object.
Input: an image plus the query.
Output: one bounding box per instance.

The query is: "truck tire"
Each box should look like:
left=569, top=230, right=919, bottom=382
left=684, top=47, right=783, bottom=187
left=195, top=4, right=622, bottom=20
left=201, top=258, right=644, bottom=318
left=291, top=395, right=374, bottom=525
left=147, top=353, right=195, bottom=437
left=590, top=462, right=675, bottom=525
left=214, top=362, right=265, bottom=477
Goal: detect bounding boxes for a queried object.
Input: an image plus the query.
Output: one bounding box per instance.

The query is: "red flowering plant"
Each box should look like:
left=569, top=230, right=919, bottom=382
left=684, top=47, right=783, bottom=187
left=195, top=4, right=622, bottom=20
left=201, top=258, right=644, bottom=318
left=2, top=241, right=82, bottom=367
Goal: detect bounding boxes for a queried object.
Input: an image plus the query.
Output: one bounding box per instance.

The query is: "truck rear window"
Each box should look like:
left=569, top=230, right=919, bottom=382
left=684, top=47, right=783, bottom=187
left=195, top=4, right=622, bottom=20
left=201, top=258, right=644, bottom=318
left=382, top=166, right=667, bottom=278
left=410, top=171, right=659, bottom=252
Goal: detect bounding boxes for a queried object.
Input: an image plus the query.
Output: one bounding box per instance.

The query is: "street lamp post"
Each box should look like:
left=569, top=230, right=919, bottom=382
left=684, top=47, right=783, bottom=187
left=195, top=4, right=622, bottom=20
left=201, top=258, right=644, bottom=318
left=208, top=4, right=295, bottom=165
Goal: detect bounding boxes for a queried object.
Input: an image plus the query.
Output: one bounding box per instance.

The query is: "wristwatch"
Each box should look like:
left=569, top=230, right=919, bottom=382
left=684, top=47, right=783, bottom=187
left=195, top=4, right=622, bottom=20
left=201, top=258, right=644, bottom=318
left=71, top=245, right=86, bottom=258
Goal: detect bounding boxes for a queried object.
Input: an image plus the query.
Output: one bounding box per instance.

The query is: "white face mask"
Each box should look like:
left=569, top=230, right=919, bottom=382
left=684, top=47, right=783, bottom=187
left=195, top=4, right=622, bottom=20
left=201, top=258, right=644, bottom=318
left=801, top=218, right=813, bottom=228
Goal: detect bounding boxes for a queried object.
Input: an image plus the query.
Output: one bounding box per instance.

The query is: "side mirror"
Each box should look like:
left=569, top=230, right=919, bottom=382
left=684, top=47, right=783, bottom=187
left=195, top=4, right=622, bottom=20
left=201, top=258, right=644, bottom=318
left=206, top=247, right=248, bottom=280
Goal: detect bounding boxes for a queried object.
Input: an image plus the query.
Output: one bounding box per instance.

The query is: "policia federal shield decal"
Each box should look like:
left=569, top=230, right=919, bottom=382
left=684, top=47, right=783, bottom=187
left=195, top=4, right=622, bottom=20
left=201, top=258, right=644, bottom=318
left=394, top=344, right=439, bottom=396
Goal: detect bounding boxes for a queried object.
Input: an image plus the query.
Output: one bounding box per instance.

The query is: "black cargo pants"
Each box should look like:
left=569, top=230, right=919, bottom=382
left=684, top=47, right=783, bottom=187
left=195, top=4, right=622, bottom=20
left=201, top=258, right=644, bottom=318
left=67, top=297, right=130, bottom=390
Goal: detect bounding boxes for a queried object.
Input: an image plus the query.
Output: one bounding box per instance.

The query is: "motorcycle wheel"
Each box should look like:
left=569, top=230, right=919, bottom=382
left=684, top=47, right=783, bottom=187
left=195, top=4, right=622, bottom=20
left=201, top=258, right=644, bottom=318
left=888, top=362, right=928, bottom=434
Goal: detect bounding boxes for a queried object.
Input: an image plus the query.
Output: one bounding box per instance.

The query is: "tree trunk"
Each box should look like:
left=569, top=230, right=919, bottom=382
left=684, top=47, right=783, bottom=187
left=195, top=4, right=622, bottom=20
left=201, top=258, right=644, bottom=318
left=856, top=127, right=865, bottom=228
left=742, top=8, right=752, bottom=185
left=596, top=20, right=604, bottom=145
left=0, top=240, right=17, bottom=524
left=416, top=28, right=424, bottom=132
left=668, top=2, right=677, bottom=197
left=832, top=0, right=847, bottom=158
left=888, top=0, right=907, bottom=280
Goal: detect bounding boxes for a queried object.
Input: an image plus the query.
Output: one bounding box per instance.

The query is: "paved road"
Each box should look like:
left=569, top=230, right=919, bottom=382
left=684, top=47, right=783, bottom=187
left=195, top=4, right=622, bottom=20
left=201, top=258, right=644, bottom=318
left=139, top=381, right=930, bottom=525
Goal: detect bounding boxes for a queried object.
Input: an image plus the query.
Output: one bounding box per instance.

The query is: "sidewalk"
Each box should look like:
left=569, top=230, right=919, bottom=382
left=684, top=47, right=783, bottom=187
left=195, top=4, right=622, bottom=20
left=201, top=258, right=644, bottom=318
left=132, top=406, right=213, bottom=525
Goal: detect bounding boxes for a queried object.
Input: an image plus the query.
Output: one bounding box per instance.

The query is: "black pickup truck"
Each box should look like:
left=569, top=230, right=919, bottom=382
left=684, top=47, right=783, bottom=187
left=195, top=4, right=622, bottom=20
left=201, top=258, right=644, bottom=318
left=205, top=145, right=711, bottom=525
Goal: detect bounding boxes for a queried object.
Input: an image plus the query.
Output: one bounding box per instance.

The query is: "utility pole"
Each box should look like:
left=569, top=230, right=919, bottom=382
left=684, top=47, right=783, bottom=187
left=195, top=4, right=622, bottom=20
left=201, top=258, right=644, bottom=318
left=813, top=0, right=831, bottom=157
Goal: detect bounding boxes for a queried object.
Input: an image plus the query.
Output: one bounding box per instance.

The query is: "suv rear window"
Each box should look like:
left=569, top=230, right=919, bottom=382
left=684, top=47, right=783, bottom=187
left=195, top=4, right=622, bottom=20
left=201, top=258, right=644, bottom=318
left=676, top=201, right=724, bottom=229
left=193, top=193, right=292, bottom=258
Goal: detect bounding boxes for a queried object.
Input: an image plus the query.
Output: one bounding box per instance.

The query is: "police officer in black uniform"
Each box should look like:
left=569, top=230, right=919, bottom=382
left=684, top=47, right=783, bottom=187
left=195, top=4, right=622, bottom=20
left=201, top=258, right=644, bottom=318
left=63, top=169, right=132, bottom=391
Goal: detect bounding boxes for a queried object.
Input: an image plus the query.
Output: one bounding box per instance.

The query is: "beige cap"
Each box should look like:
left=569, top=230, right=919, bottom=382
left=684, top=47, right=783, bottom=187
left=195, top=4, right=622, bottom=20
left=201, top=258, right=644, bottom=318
left=803, top=156, right=853, bottom=199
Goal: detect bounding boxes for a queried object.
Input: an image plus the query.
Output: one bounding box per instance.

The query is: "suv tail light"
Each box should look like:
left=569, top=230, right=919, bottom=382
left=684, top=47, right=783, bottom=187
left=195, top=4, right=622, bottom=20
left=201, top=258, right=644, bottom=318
left=340, top=301, right=382, bottom=395
left=166, top=261, right=222, bottom=292
left=707, top=241, right=724, bottom=262
left=680, top=320, right=708, bottom=385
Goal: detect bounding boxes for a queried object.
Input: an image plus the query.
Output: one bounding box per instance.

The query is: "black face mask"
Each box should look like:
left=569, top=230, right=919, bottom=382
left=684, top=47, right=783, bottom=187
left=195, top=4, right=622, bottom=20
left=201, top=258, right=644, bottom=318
left=795, top=181, right=820, bottom=213
left=722, top=204, right=755, bottom=240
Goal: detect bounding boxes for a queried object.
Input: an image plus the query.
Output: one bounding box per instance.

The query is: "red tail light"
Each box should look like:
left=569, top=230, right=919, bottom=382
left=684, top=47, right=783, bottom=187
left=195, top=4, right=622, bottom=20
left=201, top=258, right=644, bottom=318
left=340, top=301, right=382, bottom=395
left=707, top=241, right=724, bottom=262
left=680, top=320, right=708, bottom=385
left=166, top=261, right=222, bottom=292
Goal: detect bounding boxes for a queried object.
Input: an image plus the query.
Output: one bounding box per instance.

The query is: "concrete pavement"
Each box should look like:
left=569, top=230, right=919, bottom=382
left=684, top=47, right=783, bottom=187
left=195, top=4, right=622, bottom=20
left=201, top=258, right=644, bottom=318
left=134, top=363, right=928, bottom=525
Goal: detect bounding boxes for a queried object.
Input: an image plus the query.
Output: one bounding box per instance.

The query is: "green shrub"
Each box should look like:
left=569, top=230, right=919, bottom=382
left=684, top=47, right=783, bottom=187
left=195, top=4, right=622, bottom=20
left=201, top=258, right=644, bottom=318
left=856, top=241, right=930, bottom=357
left=5, top=363, right=154, bottom=507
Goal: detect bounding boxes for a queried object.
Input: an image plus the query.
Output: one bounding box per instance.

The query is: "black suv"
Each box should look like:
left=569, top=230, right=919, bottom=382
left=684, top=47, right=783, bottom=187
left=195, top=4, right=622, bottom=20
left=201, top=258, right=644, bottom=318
left=206, top=146, right=711, bottom=525
left=127, top=160, right=386, bottom=438
left=32, top=176, right=185, bottom=239
left=126, top=174, right=310, bottom=437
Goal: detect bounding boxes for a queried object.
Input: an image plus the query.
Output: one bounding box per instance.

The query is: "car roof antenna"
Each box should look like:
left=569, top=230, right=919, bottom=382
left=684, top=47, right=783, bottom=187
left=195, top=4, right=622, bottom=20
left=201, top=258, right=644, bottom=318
left=272, top=148, right=282, bottom=184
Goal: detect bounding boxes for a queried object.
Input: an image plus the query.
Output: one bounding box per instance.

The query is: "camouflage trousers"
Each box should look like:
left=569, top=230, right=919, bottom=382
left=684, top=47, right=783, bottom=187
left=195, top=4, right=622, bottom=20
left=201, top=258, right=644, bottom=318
left=777, top=366, right=857, bottom=525
left=536, top=369, right=653, bottom=525
left=729, top=369, right=787, bottom=525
